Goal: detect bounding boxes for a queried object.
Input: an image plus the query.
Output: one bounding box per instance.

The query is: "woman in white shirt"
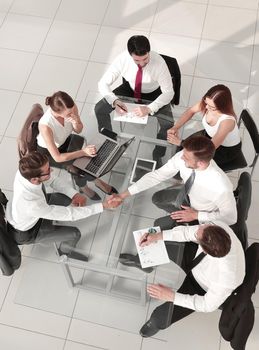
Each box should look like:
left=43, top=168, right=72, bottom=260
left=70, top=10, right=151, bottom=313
left=167, top=85, right=242, bottom=169
left=37, top=91, right=117, bottom=200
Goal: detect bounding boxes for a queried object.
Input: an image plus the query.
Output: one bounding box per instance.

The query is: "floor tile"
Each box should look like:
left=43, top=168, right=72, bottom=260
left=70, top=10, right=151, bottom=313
left=209, top=0, right=259, bottom=10
left=68, top=318, right=142, bottom=350
left=0, top=0, right=13, bottom=12
left=5, top=92, right=46, bottom=138
left=196, top=39, right=253, bottom=83
left=247, top=85, right=259, bottom=120
left=0, top=48, right=37, bottom=91
left=0, top=89, right=20, bottom=135
left=0, top=11, right=5, bottom=25
left=0, top=137, right=19, bottom=190
left=0, top=14, right=51, bottom=52
left=0, top=324, right=65, bottom=350
left=150, top=32, right=200, bottom=76
left=250, top=44, right=259, bottom=85
left=91, top=26, right=148, bottom=64
left=0, top=273, right=12, bottom=310
left=56, top=0, right=109, bottom=24
left=41, top=21, right=99, bottom=60
left=0, top=258, right=71, bottom=338
left=10, top=0, right=60, bottom=17
left=203, top=5, right=257, bottom=44
left=152, top=0, right=206, bottom=38
left=24, top=54, right=87, bottom=97
left=103, top=0, right=157, bottom=30
left=64, top=341, right=105, bottom=350
left=247, top=180, right=259, bottom=238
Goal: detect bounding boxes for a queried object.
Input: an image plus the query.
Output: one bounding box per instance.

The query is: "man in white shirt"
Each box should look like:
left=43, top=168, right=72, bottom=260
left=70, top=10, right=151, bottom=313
left=6, top=152, right=120, bottom=261
left=95, top=35, right=180, bottom=165
left=138, top=221, right=245, bottom=337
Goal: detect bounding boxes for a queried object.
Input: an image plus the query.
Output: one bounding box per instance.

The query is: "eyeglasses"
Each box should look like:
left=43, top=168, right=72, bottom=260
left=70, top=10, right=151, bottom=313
left=39, top=166, right=51, bottom=177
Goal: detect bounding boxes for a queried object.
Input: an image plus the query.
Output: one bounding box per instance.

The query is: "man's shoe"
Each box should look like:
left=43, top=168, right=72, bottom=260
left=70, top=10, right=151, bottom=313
left=58, top=249, right=88, bottom=262
left=119, top=253, right=153, bottom=273
left=140, top=319, right=159, bottom=338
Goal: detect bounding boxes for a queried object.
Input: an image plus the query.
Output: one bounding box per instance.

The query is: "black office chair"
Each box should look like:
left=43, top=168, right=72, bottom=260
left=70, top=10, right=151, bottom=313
left=0, top=189, right=21, bottom=276
left=238, top=109, right=259, bottom=177
left=219, top=242, right=259, bottom=350
left=159, top=54, right=181, bottom=106
left=230, top=172, right=252, bottom=251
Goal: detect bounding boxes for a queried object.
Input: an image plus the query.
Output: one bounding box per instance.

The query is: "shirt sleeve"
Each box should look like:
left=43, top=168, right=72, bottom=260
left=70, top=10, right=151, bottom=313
left=148, top=60, right=174, bottom=114
left=163, top=225, right=198, bottom=242
left=31, top=196, right=103, bottom=222
left=128, top=154, right=180, bottom=195
left=174, top=284, right=233, bottom=312
left=98, top=54, right=123, bottom=105
left=197, top=191, right=237, bottom=225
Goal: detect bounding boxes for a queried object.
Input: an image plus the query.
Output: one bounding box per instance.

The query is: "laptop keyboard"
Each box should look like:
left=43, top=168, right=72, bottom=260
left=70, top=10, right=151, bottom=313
left=85, top=140, right=117, bottom=174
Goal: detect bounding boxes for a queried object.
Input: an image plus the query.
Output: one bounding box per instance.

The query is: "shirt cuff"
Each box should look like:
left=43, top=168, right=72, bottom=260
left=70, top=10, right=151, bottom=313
left=162, top=230, right=174, bottom=241
left=65, top=188, right=78, bottom=199
left=128, top=184, right=138, bottom=195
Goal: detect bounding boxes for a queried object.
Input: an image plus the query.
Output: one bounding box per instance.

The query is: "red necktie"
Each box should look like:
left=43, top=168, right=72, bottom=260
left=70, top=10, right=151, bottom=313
left=134, top=65, right=143, bottom=101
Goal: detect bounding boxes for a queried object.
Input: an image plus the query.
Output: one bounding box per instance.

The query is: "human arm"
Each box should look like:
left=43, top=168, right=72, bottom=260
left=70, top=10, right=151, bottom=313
left=147, top=284, right=175, bottom=302
left=38, top=124, right=97, bottom=163
left=66, top=104, right=83, bottom=134
left=210, top=119, right=236, bottom=149
left=170, top=205, right=198, bottom=223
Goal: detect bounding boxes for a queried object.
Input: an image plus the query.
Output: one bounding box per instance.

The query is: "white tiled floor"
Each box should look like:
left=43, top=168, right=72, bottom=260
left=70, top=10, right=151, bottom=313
left=0, top=1, right=259, bottom=349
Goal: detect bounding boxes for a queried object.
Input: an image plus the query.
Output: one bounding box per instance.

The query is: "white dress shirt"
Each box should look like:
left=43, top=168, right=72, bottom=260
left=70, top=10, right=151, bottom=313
left=128, top=150, right=237, bottom=225
left=6, top=171, right=103, bottom=231
left=98, top=50, right=174, bottom=114
left=163, top=221, right=245, bottom=312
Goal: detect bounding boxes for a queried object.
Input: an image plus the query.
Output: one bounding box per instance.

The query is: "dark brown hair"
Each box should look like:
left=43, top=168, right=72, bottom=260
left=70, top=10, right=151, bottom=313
left=127, top=35, right=150, bottom=56
left=201, top=84, right=236, bottom=117
left=200, top=225, right=231, bottom=257
left=19, top=151, right=49, bottom=180
left=45, top=91, right=74, bottom=113
left=182, top=135, right=215, bottom=162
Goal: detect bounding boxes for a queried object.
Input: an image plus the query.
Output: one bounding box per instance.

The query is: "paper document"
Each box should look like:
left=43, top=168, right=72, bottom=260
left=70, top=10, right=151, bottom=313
left=113, top=102, right=148, bottom=124
left=133, top=226, right=170, bottom=268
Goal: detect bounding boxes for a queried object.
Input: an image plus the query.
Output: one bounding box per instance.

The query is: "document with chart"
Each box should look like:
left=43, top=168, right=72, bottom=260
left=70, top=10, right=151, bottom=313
left=133, top=226, right=170, bottom=268
left=113, top=102, right=149, bottom=124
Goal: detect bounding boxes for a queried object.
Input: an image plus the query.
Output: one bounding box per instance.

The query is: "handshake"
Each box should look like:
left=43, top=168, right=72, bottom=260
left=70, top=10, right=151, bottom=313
left=103, top=192, right=128, bottom=209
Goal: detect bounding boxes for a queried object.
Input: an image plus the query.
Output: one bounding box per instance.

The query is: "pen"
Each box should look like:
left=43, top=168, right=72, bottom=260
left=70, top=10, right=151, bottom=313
left=116, top=103, right=128, bottom=112
left=140, top=227, right=157, bottom=245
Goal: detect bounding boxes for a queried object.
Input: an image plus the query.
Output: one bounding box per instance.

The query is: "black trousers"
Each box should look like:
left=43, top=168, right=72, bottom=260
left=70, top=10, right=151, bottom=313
left=94, top=81, right=174, bottom=158
left=150, top=271, right=206, bottom=329
left=37, top=134, right=95, bottom=187
left=7, top=193, right=81, bottom=254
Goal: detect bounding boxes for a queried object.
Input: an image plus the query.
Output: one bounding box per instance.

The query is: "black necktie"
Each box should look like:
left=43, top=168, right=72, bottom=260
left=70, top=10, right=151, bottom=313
left=42, top=183, right=48, bottom=201
left=175, top=169, right=195, bottom=208
left=186, top=251, right=206, bottom=273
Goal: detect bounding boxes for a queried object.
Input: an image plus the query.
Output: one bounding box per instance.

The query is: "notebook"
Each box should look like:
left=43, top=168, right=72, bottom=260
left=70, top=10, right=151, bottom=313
left=73, top=133, right=135, bottom=178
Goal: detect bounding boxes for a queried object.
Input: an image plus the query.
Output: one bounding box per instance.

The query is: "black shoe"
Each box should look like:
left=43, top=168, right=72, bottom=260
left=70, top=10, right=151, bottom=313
left=140, top=319, right=159, bottom=338
left=58, top=249, right=88, bottom=262
left=119, top=253, right=153, bottom=273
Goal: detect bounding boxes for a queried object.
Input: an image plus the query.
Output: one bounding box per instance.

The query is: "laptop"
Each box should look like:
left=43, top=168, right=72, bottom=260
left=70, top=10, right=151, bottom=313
left=73, top=133, right=135, bottom=178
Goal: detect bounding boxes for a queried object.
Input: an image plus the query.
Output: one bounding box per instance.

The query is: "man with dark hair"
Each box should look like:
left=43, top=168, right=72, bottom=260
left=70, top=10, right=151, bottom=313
left=94, top=35, right=180, bottom=165
left=6, top=152, right=120, bottom=261
left=137, top=221, right=245, bottom=337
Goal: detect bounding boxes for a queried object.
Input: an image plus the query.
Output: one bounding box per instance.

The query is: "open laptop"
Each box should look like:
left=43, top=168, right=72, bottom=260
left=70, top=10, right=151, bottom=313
left=73, top=133, right=135, bottom=178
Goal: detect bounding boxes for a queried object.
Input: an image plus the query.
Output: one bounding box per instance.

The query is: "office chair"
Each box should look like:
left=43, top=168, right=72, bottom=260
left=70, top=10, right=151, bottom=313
left=219, top=242, right=259, bottom=350
left=230, top=172, right=252, bottom=251
left=238, top=109, right=259, bottom=177
left=0, top=189, right=21, bottom=276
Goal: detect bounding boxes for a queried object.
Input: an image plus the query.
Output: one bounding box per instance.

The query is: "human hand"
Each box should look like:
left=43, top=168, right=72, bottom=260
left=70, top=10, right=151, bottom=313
left=103, top=194, right=123, bottom=209
left=170, top=206, right=198, bottom=222
left=147, top=284, right=175, bottom=302
left=167, top=126, right=178, bottom=136
left=83, top=145, right=97, bottom=157
left=167, top=133, right=181, bottom=146
left=133, top=105, right=151, bottom=117
left=71, top=193, right=87, bottom=207
left=139, top=232, right=163, bottom=247
left=114, top=100, right=128, bottom=115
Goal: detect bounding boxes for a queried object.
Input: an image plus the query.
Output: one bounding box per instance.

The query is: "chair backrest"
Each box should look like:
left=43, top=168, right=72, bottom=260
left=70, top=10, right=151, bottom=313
left=0, top=189, right=21, bottom=276
left=160, top=54, right=181, bottom=106
left=239, top=109, right=259, bottom=176
left=17, top=103, right=44, bottom=159
left=230, top=172, right=252, bottom=250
